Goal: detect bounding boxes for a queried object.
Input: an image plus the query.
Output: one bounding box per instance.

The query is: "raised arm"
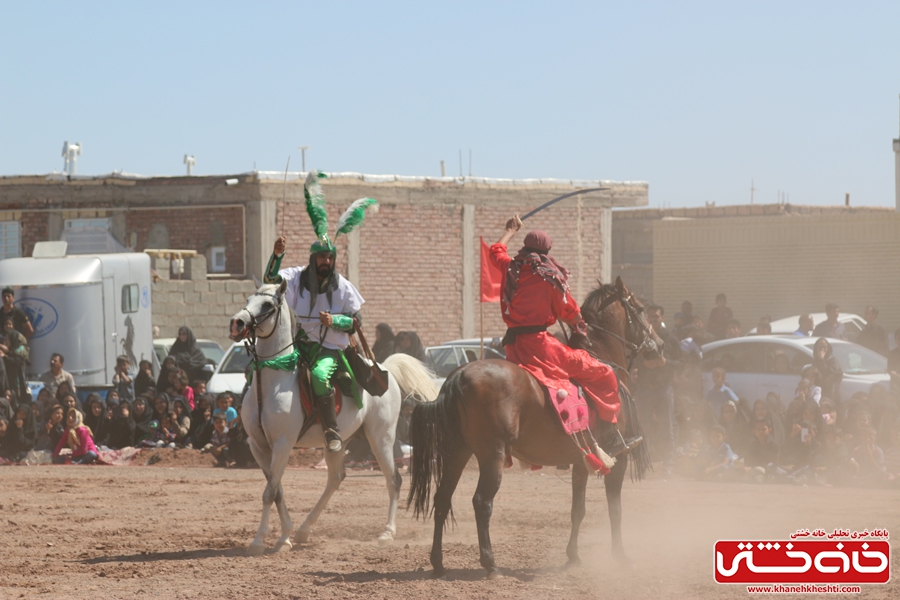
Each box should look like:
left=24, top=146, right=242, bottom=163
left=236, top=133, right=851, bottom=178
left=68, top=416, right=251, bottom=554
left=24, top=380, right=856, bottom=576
left=496, top=215, right=523, bottom=246
left=264, top=236, right=287, bottom=284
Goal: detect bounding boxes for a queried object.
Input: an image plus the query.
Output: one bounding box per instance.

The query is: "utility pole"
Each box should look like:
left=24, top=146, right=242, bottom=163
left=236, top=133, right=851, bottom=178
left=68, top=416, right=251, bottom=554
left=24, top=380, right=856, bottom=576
left=750, top=178, right=756, bottom=204
left=894, top=94, right=900, bottom=211
left=298, top=146, right=310, bottom=172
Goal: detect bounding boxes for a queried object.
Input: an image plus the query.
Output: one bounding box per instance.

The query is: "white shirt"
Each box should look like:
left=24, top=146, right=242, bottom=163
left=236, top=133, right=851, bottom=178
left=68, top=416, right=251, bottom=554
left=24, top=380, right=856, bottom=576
left=279, top=266, right=364, bottom=351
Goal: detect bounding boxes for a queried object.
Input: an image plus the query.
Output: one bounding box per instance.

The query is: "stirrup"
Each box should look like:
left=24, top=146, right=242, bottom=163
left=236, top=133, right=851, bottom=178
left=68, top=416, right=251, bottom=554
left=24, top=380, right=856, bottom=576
left=601, top=429, right=643, bottom=458
left=324, top=428, right=343, bottom=453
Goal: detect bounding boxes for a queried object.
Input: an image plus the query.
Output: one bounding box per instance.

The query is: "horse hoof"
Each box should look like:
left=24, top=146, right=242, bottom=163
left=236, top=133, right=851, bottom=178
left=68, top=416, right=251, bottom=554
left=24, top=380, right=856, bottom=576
left=294, top=529, right=311, bottom=544
left=564, top=557, right=582, bottom=569
left=486, top=569, right=503, bottom=580
left=247, top=543, right=265, bottom=556
left=274, top=539, right=293, bottom=553
left=377, top=531, right=394, bottom=546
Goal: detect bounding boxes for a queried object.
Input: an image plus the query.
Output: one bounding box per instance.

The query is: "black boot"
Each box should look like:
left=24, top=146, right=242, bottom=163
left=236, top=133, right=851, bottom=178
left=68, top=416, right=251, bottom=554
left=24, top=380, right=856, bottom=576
left=596, top=420, right=642, bottom=458
left=315, top=392, right=342, bottom=453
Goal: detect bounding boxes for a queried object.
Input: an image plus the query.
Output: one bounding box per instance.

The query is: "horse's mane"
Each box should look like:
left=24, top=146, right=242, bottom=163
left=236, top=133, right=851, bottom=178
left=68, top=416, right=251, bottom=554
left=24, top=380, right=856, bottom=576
left=580, top=283, right=619, bottom=316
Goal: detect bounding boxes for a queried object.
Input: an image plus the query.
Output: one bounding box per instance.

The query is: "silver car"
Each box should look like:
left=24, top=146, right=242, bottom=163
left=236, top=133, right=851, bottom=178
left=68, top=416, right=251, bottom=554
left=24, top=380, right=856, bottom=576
left=700, top=335, right=889, bottom=406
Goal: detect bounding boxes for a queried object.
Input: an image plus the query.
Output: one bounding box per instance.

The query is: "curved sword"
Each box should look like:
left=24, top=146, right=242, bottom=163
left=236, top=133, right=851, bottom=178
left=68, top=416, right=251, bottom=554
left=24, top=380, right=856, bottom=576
left=520, top=187, right=610, bottom=221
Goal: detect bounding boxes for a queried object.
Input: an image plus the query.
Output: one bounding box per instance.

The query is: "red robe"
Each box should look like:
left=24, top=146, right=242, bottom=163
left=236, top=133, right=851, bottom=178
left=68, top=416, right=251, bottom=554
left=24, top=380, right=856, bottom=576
left=490, top=243, right=619, bottom=423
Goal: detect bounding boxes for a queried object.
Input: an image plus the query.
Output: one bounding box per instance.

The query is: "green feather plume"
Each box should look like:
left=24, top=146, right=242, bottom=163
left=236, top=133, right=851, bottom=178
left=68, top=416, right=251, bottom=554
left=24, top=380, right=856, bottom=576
left=335, top=197, right=379, bottom=237
left=303, top=170, right=329, bottom=243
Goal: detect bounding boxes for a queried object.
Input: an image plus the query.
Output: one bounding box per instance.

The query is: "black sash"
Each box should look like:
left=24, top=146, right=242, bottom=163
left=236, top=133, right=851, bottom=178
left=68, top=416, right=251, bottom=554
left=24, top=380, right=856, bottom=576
left=501, top=325, right=548, bottom=347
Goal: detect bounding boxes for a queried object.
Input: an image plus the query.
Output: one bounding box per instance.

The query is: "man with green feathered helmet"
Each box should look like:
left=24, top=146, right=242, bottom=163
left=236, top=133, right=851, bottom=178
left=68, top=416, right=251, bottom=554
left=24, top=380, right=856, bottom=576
left=263, top=170, right=378, bottom=453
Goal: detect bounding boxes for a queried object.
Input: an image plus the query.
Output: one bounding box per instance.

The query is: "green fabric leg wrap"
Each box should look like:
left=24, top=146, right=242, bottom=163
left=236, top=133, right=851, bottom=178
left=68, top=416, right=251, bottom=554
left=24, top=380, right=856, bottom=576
left=309, top=354, right=338, bottom=396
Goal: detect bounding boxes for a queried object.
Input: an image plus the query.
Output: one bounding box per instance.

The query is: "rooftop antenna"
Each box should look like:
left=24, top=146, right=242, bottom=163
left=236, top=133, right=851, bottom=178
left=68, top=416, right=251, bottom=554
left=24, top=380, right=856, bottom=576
left=62, top=141, right=82, bottom=175
left=183, top=154, right=196, bottom=176
left=469, top=149, right=472, bottom=176
left=281, top=156, right=290, bottom=234
left=298, top=146, right=309, bottom=173
left=749, top=178, right=756, bottom=204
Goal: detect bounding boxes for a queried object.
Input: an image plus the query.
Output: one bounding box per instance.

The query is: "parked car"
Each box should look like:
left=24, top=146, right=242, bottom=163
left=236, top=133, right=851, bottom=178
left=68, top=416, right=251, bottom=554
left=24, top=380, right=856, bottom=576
left=747, top=313, right=866, bottom=341
left=424, top=337, right=506, bottom=380
left=205, top=342, right=252, bottom=396
left=153, top=337, right=226, bottom=370
left=700, top=335, right=889, bottom=408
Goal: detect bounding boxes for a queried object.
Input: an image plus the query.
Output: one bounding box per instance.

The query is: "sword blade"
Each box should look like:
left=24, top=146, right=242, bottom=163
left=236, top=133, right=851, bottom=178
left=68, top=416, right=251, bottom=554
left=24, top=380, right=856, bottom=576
left=520, top=187, right=609, bottom=221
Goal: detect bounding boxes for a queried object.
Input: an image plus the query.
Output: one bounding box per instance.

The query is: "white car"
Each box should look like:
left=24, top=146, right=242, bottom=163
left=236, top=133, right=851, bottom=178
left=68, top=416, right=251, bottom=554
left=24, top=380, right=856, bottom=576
left=425, top=337, right=506, bottom=380
left=700, top=335, right=890, bottom=407
left=205, top=342, right=253, bottom=395
left=747, top=313, right=866, bottom=341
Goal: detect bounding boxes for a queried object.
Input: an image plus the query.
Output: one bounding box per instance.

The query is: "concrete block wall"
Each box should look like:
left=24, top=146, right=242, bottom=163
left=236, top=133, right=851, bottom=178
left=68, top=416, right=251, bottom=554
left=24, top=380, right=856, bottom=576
left=653, top=212, right=900, bottom=333
left=152, top=278, right=257, bottom=349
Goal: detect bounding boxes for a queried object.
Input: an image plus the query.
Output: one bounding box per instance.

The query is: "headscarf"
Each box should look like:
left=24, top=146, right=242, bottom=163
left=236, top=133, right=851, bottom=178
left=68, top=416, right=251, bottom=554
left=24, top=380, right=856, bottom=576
left=107, top=399, right=136, bottom=449
left=502, top=233, right=571, bottom=309
left=83, top=393, right=110, bottom=447
left=132, top=395, right=155, bottom=444
left=134, top=368, right=155, bottom=398
left=167, top=326, right=208, bottom=382
left=395, top=331, right=426, bottom=362
left=65, top=408, right=92, bottom=450
left=6, top=401, right=37, bottom=456
left=152, top=392, right=171, bottom=422
left=0, top=395, right=12, bottom=422
left=812, top=338, right=843, bottom=402
left=297, top=249, right=341, bottom=314
left=372, top=323, right=396, bottom=363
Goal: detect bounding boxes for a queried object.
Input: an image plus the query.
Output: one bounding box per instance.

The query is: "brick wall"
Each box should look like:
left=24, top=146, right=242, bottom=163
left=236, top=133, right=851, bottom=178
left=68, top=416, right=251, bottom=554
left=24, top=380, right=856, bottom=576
left=127, top=207, right=245, bottom=274
left=20, top=212, right=47, bottom=258
left=152, top=278, right=257, bottom=349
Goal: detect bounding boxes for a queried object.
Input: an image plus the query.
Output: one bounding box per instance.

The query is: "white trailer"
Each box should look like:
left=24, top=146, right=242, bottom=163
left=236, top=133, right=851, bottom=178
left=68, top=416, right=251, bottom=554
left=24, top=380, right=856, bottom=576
left=0, top=242, right=154, bottom=386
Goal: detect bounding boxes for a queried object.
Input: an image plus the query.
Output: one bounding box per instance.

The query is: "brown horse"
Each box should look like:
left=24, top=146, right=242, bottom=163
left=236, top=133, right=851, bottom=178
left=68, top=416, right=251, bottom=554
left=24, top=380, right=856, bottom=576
left=407, top=277, right=663, bottom=578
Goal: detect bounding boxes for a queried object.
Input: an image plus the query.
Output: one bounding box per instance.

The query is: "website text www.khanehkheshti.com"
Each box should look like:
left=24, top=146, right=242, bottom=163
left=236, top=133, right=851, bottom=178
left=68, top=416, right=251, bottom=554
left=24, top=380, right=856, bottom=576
left=747, top=584, right=861, bottom=594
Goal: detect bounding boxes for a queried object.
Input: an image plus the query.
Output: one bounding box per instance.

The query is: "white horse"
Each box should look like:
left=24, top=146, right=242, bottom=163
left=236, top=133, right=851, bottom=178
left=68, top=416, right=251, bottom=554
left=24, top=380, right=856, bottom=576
left=229, top=279, right=439, bottom=555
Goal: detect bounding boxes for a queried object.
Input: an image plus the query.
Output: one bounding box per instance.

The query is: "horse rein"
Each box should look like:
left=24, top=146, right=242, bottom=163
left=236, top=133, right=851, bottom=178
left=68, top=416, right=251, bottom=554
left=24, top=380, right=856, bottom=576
left=587, top=288, right=657, bottom=373
left=240, top=289, right=288, bottom=440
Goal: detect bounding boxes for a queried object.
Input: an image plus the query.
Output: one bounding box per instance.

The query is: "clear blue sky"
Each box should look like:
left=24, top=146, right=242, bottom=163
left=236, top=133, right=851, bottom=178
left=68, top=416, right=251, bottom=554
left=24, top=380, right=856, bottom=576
left=2, top=1, right=899, bottom=207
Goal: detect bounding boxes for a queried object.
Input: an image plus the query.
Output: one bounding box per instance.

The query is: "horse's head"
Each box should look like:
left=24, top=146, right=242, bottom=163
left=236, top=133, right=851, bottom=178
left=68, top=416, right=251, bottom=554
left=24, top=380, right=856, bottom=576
left=229, top=279, right=288, bottom=342
left=577, top=276, right=663, bottom=370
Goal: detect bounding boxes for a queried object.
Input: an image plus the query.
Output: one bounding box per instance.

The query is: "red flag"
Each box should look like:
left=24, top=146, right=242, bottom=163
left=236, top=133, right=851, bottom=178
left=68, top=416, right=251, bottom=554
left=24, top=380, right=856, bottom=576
left=480, top=237, right=502, bottom=303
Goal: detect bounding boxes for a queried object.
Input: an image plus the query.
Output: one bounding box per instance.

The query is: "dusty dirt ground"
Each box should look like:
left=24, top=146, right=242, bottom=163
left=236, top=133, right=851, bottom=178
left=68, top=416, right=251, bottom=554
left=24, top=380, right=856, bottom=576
left=1, top=454, right=898, bottom=600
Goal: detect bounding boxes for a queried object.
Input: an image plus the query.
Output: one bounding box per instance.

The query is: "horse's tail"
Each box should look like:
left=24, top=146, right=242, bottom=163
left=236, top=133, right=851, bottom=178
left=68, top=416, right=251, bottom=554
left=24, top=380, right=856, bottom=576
left=382, top=353, right=440, bottom=402
left=406, top=369, right=464, bottom=522
left=620, top=383, right=652, bottom=481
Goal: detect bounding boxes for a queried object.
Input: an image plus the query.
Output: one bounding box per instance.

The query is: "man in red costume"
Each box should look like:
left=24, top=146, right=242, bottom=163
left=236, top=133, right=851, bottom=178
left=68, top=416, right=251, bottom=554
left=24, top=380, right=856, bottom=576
left=489, top=215, right=621, bottom=430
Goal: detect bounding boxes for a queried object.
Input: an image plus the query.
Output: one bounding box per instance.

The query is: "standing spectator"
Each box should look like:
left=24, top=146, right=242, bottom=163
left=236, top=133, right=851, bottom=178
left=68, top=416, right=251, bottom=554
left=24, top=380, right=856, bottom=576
left=705, top=367, right=739, bottom=420
left=857, top=305, right=888, bottom=355
left=635, top=303, right=682, bottom=470
left=34, top=404, right=65, bottom=452
left=707, top=293, right=733, bottom=341
left=134, top=360, right=155, bottom=398
left=812, top=303, right=847, bottom=340
left=39, top=353, right=77, bottom=398
left=794, top=314, right=814, bottom=337
left=394, top=331, right=426, bottom=362
left=372, top=323, right=396, bottom=363
left=812, top=338, right=843, bottom=402
left=54, top=408, right=98, bottom=465
left=0, top=287, right=33, bottom=339
left=166, top=326, right=209, bottom=383
left=0, top=316, right=29, bottom=405
left=111, top=355, right=135, bottom=403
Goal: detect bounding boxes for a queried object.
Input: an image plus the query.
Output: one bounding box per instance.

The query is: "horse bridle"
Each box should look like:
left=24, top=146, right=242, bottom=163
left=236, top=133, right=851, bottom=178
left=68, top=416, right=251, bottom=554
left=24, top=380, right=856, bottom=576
left=587, top=288, right=658, bottom=373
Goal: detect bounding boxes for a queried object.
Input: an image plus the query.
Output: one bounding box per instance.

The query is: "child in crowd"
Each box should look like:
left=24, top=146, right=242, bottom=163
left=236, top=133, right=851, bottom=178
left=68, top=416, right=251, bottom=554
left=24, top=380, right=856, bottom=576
left=801, top=367, right=823, bottom=405
left=83, top=393, right=110, bottom=448
left=54, top=408, right=98, bottom=464
left=132, top=395, right=155, bottom=446
left=172, top=369, right=195, bottom=409
left=34, top=404, right=65, bottom=452
left=170, top=398, right=192, bottom=446
left=134, top=359, right=155, bottom=398
left=4, top=402, right=37, bottom=461
left=111, top=355, right=134, bottom=402
left=202, top=413, right=230, bottom=466
left=743, top=419, right=779, bottom=483
left=191, top=380, right=206, bottom=398
left=852, top=426, right=886, bottom=484
left=213, top=392, right=238, bottom=426
left=698, top=425, right=735, bottom=480
left=782, top=419, right=819, bottom=477
left=705, top=367, right=739, bottom=420
left=813, top=427, right=854, bottom=486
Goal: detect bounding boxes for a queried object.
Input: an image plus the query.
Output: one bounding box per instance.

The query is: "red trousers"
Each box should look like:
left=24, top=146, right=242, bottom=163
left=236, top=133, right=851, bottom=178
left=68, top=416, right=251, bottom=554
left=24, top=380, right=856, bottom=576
left=505, top=331, right=620, bottom=423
